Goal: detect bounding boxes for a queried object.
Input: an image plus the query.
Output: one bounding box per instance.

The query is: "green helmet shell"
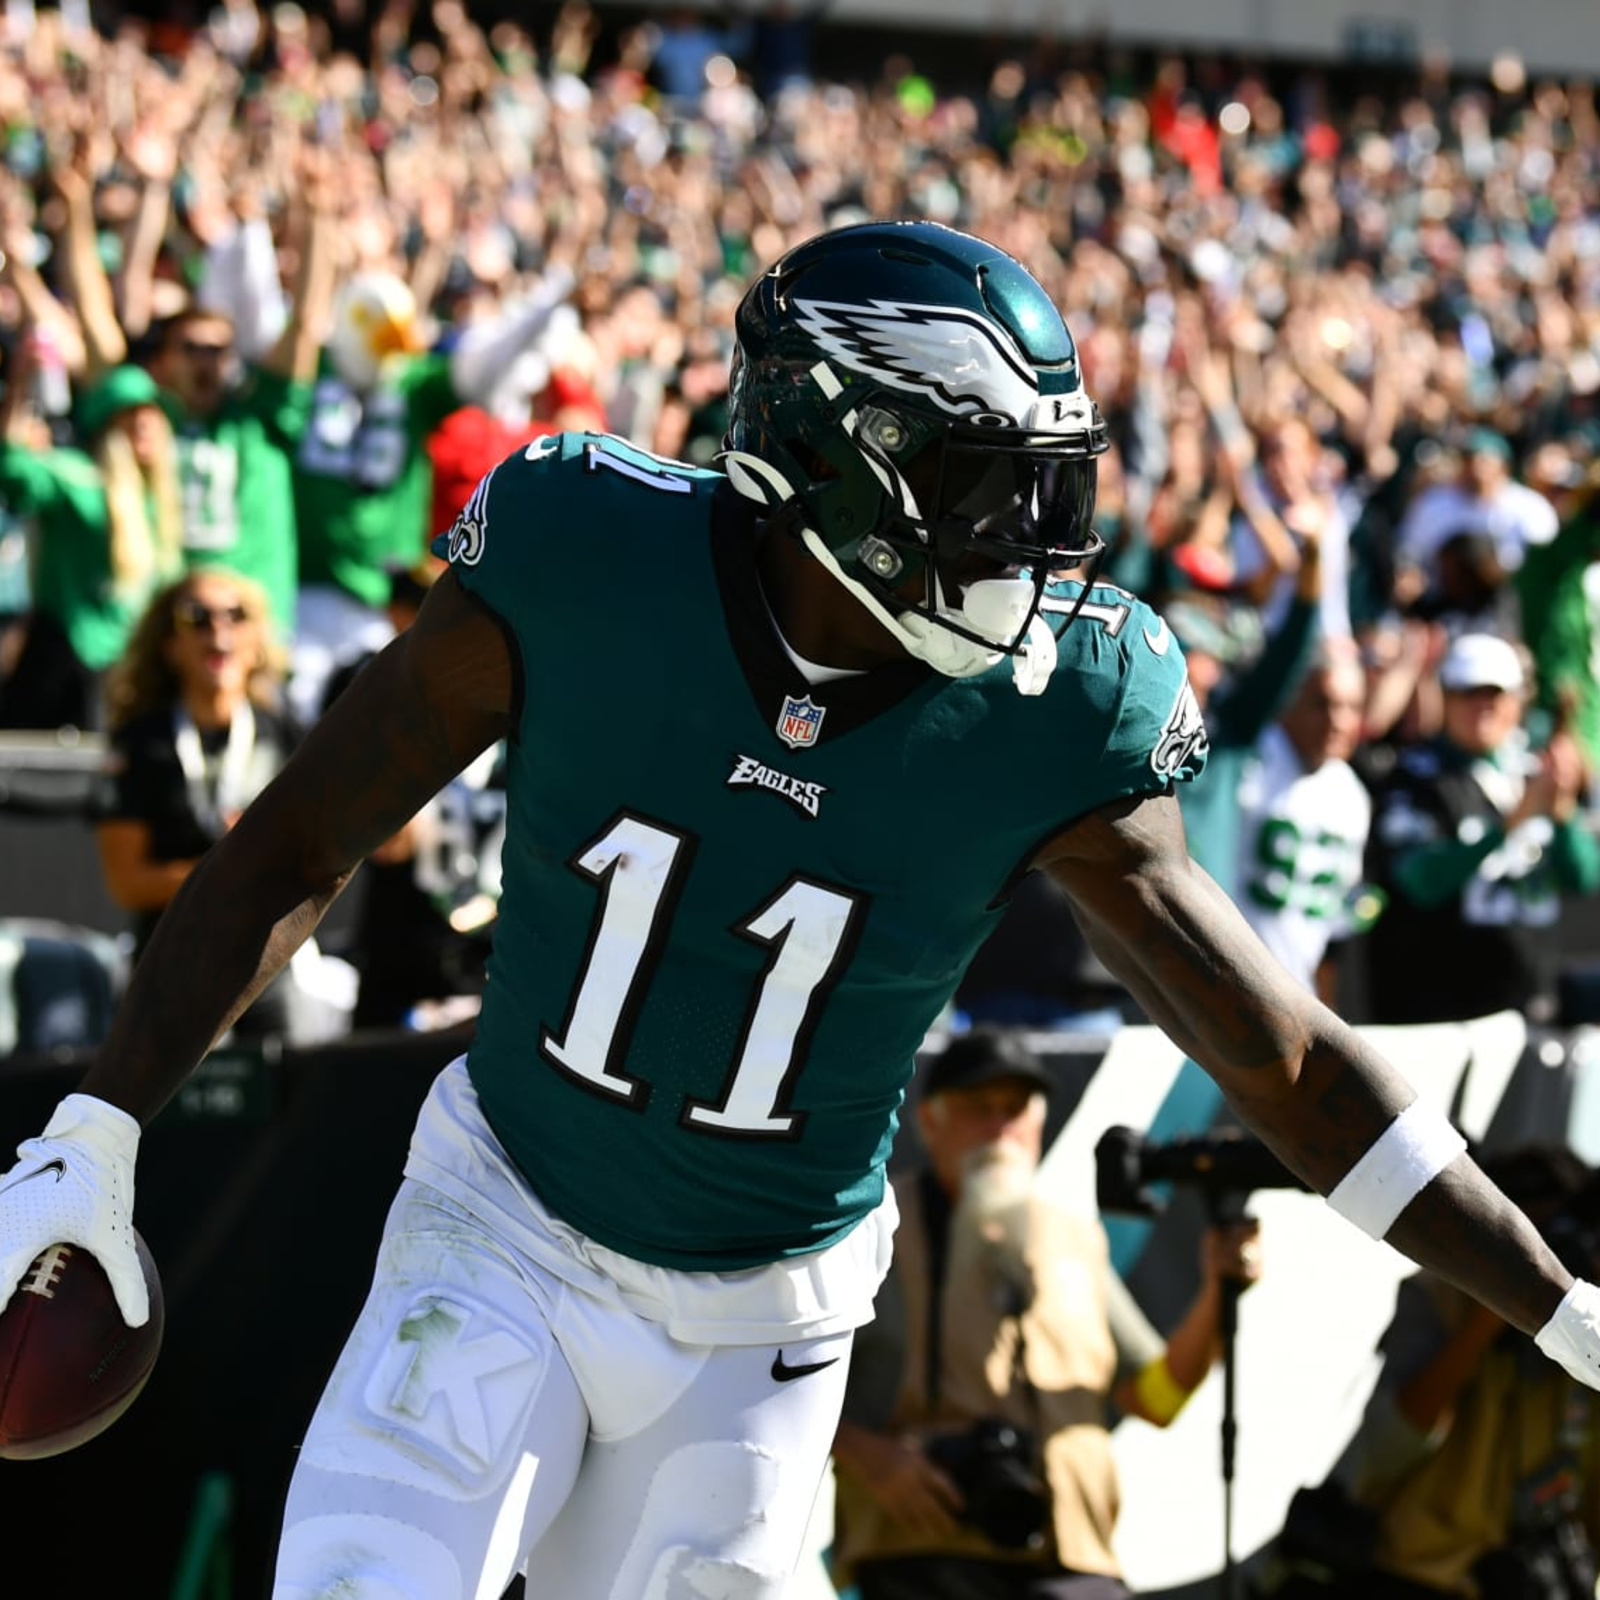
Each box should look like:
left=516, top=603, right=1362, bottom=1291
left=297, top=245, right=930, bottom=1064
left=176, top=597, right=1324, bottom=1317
left=721, top=220, right=1107, bottom=597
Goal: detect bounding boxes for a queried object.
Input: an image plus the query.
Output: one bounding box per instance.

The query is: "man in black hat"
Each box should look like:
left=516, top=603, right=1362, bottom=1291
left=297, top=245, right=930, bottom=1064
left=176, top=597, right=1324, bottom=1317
left=831, top=1028, right=1262, bottom=1600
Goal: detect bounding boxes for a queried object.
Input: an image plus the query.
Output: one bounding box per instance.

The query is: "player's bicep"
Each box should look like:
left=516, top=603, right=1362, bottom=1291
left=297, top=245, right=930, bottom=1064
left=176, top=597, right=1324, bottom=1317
left=237, top=570, right=514, bottom=885
left=1036, top=792, right=1318, bottom=1105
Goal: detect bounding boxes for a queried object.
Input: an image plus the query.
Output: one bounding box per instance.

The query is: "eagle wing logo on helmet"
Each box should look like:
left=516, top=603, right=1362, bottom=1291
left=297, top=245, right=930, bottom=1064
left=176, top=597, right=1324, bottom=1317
left=791, top=298, right=1042, bottom=423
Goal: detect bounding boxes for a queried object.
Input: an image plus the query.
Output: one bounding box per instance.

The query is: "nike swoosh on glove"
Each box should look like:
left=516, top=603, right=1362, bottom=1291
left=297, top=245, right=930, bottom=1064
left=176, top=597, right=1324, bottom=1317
left=0, top=1093, right=147, bottom=1326
left=1536, top=1278, right=1600, bottom=1389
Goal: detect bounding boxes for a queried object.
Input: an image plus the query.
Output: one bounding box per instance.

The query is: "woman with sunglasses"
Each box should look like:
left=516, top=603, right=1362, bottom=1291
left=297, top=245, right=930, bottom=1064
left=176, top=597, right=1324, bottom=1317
left=92, top=569, right=307, bottom=1036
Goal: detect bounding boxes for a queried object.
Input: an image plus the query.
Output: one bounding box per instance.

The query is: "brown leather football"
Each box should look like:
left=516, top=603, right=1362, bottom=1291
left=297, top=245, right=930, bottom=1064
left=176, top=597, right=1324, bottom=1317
left=0, top=1231, right=164, bottom=1459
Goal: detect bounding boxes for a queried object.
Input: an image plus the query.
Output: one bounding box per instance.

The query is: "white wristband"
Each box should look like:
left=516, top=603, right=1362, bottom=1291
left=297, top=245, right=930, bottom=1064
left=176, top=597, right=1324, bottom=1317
left=1326, top=1099, right=1466, bottom=1239
left=1536, top=1279, right=1600, bottom=1390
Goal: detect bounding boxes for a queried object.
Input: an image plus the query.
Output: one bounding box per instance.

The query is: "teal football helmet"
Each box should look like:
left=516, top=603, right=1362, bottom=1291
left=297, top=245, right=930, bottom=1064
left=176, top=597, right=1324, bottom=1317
left=722, top=220, right=1107, bottom=687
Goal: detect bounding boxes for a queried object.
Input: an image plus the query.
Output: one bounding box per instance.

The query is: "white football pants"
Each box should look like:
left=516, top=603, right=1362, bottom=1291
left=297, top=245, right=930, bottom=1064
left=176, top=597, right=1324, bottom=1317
left=271, top=1178, right=854, bottom=1600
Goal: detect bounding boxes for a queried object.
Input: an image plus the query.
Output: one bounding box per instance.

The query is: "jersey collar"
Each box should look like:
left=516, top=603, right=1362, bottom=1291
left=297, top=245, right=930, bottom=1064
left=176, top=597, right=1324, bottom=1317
left=708, top=486, right=938, bottom=748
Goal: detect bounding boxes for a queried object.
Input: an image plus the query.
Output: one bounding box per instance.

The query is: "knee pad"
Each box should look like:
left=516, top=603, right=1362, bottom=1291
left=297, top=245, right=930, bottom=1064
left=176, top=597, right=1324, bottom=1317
left=274, top=1514, right=462, bottom=1600
left=617, top=1441, right=792, bottom=1598
left=634, top=1546, right=787, bottom=1600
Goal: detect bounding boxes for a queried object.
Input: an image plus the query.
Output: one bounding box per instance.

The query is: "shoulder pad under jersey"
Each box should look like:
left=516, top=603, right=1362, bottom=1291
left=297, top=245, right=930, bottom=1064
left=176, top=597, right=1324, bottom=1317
left=431, top=431, right=722, bottom=574
left=1041, top=579, right=1209, bottom=795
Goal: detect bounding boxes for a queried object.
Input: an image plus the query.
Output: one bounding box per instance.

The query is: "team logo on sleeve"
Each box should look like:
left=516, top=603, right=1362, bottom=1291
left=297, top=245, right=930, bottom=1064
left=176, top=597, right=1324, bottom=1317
left=445, top=468, right=496, bottom=566
left=1151, top=681, right=1209, bottom=780
left=776, top=693, right=826, bottom=749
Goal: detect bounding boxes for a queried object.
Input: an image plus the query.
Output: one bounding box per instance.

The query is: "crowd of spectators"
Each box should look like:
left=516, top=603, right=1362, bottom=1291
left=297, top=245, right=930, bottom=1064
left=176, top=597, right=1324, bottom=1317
left=0, top=1, right=1597, bottom=1028
left=0, top=9, right=1597, bottom=1596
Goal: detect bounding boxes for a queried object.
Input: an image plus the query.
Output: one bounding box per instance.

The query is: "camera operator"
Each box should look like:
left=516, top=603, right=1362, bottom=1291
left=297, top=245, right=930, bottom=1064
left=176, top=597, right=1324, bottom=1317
left=831, top=1029, right=1263, bottom=1600
left=1334, top=1145, right=1600, bottom=1600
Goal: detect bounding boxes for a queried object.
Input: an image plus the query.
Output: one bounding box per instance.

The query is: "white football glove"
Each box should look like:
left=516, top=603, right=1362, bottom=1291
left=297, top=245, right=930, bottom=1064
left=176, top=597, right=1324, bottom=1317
left=0, top=1093, right=148, bottom=1327
left=1535, top=1278, right=1600, bottom=1389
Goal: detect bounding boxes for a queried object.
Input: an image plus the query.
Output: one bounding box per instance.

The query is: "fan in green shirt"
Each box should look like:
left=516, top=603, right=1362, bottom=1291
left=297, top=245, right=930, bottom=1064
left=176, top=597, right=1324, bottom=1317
left=293, top=337, right=459, bottom=609
left=48, top=149, right=332, bottom=657
left=287, top=265, right=575, bottom=719
left=0, top=360, right=182, bottom=728
left=148, top=307, right=313, bottom=643
left=1515, top=446, right=1600, bottom=776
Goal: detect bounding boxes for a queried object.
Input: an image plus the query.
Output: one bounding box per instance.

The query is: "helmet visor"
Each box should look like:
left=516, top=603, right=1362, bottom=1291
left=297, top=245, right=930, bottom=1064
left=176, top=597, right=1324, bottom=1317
left=934, top=437, right=1100, bottom=567
left=872, top=425, right=1109, bottom=654
left=876, top=414, right=1103, bottom=579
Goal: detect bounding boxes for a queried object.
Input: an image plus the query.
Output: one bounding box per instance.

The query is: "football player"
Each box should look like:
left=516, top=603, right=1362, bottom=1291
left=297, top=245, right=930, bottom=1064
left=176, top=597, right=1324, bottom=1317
left=3, top=222, right=1599, bottom=1600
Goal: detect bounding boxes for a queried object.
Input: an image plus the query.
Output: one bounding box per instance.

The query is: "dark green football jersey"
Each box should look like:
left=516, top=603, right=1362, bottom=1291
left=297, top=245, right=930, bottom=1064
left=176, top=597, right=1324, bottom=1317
left=433, top=433, right=1206, bottom=1271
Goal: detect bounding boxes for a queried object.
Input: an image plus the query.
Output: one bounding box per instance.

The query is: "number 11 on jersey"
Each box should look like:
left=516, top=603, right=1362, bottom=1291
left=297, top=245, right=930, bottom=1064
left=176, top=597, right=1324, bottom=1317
left=540, top=813, right=865, bottom=1138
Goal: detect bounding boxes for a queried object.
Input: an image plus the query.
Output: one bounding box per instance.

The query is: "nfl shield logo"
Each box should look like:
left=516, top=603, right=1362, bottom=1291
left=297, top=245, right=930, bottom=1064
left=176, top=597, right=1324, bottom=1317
left=776, top=693, right=825, bottom=750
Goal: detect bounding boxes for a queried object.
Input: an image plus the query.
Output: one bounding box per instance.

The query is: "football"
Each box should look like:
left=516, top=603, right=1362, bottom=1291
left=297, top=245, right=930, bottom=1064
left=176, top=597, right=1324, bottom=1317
left=0, top=1232, right=165, bottom=1460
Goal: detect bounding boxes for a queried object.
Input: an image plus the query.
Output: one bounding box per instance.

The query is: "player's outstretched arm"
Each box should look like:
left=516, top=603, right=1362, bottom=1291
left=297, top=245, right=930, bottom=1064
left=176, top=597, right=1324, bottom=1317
left=1038, top=791, right=1574, bottom=1341
left=0, top=572, right=513, bottom=1318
